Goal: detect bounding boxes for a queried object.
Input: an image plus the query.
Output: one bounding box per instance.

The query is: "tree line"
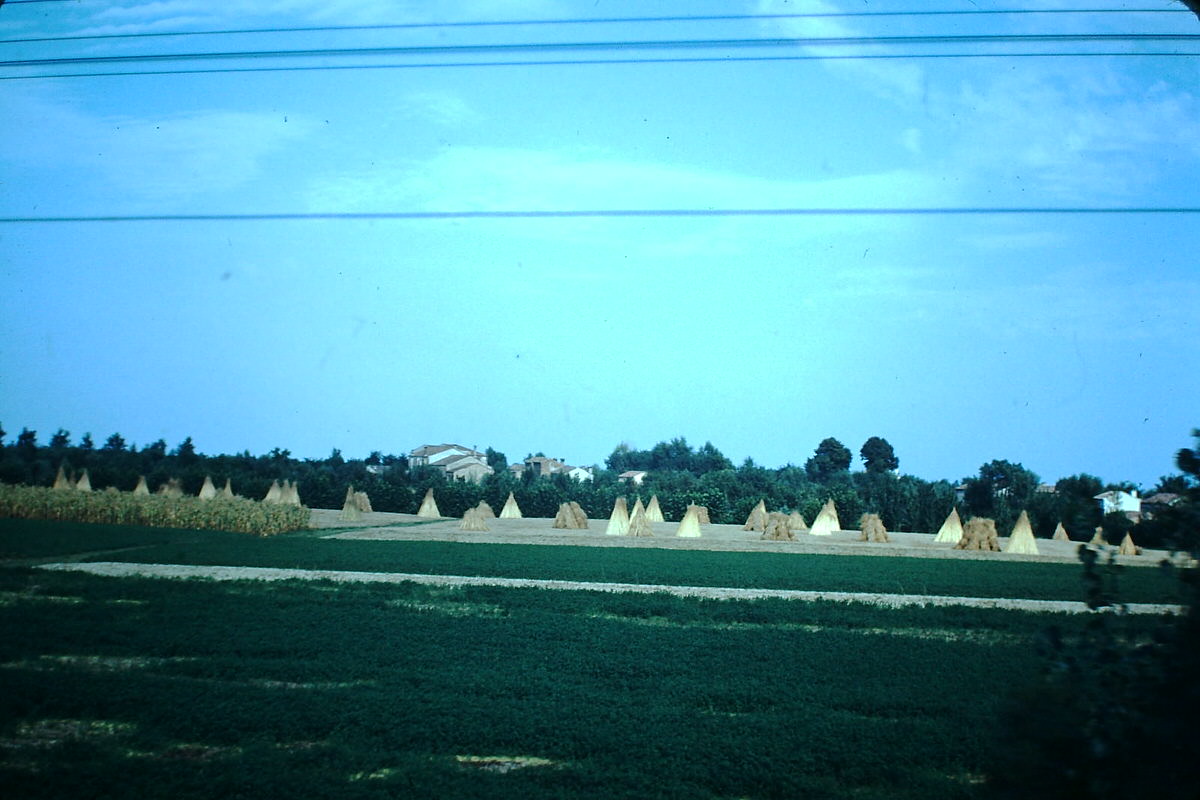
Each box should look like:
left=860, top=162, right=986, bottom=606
left=0, top=424, right=1193, bottom=547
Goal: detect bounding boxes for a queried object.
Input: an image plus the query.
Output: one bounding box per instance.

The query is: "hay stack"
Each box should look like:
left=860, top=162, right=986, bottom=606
left=627, top=503, right=653, bottom=537
left=552, top=502, right=588, bottom=530
left=859, top=513, right=889, bottom=543
left=220, top=478, right=235, bottom=499
left=742, top=499, right=768, bottom=532
left=1089, top=527, right=1107, bottom=546
left=933, top=508, right=964, bottom=544
left=355, top=491, right=372, bottom=513
left=1052, top=522, right=1071, bottom=542
left=1119, top=533, right=1140, bottom=556
left=157, top=477, right=184, bottom=498
left=263, top=480, right=282, bottom=504
left=1004, top=511, right=1039, bottom=555
left=476, top=500, right=495, bottom=519
left=198, top=475, right=217, bottom=500
left=74, top=469, right=92, bottom=492
left=675, top=506, right=702, bottom=538
left=646, top=495, right=666, bottom=523
left=762, top=512, right=795, bottom=541
left=340, top=486, right=361, bottom=522
left=499, top=492, right=522, bottom=519
left=605, top=497, right=630, bottom=537
left=788, top=511, right=808, bottom=533
left=809, top=500, right=840, bottom=536
left=133, top=475, right=150, bottom=496
left=460, top=506, right=490, bottom=532
left=416, top=488, right=441, bottom=518
left=688, top=504, right=711, bottom=525
left=955, top=517, right=1000, bottom=551
left=281, top=480, right=302, bottom=506
left=53, top=465, right=72, bottom=490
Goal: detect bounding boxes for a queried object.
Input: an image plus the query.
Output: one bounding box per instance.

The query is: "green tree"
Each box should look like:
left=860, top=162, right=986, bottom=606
left=860, top=436, right=899, bottom=473
left=962, top=459, right=1040, bottom=535
left=173, top=437, right=197, bottom=464
left=79, top=433, right=94, bottom=451
left=102, top=432, right=127, bottom=452
left=805, top=437, right=852, bottom=482
left=485, top=447, right=508, bottom=472
left=16, top=428, right=37, bottom=461
left=49, top=429, right=71, bottom=450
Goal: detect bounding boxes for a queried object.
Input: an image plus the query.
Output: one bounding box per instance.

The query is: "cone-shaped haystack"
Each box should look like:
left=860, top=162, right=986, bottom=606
left=1052, top=522, right=1070, bottom=542
left=74, top=469, right=93, bottom=492
left=688, top=504, right=711, bottom=525
left=476, top=500, right=495, bottom=518
left=198, top=475, right=218, bottom=500
left=499, top=492, right=522, bottom=519
left=264, top=480, right=282, bottom=504
left=1089, top=527, right=1107, bottom=546
left=605, top=497, right=631, bottom=536
left=742, top=499, right=768, bottom=532
left=460, top=506, right=490, bottom=532
left=955, top=517, right=1000, bottom=551
left=788, top=511, right=808, bottom=533
left=762, top=511, right=795, bottom=541
left=282, top=480, right=302, bottom=506
left=157, top=477, right=183, bottom=497
left=646, top=495, right=665, bottom=523
left=859, top=513, right=889, bottom=543
left=1004, top=510, right=1039, bottom=555
left=53, top=465, right=71, bottom=490
left=675, top=506, right=703, bottom=538
left=354, top=491, right=372, bottom=513
left=627, top=503, right=653, bottom=537
left=341, top=486, right=361, bottom=522
left=630, top=497, right=645, bottom=517
left=1119, top=533, right=1139, bottom=556
left=416, top=488, right=441, bottom=518
left=569, top=501, right=589, bottom=529
left=809, top=500, right=840, bottom=536
left=552, top=502, right=588, bottom=530
left=221, top=478, right=235, bottom=499
left=934, top=508, right=964, bottom=544
left=133, top=475, right=150, bottom=496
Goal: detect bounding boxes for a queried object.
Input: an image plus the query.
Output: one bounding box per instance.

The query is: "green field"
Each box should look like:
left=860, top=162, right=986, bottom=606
left=0, top=518, right=1184, bottom=604
left=0, top=519, right=1183, bottom=798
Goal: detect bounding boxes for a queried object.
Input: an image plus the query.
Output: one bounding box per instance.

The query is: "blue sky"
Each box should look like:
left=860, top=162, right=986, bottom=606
left=1, top=0, right=1197, bottom=487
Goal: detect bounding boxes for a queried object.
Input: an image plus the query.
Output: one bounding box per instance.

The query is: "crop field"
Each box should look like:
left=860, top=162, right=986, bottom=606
left=0, top=518, right=1183, bottom=798
left=2, top=518, right=1182, bottom=605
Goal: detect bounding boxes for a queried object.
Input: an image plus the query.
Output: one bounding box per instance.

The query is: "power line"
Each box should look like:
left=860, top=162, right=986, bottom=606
left=2, top=208, right=1197, bottom=224
left=0, top=8, right=1191, bottom=46
left=6, top=50, right=1195, bottom=82
left=2, top=33, right=1196, bottom=70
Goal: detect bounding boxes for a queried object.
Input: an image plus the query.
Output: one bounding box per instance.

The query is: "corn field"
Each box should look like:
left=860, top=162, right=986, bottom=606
left=0, top=483, right=309, bottom=535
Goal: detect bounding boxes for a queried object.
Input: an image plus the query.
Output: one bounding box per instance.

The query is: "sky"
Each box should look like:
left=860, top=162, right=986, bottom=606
left=1, top=0, right=1198, bottom=488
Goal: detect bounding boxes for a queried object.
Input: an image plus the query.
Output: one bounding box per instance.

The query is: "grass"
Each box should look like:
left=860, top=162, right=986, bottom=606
left=0, top=566, right=1133, bottom=800
left=0, top=517, right=1184, bottom=798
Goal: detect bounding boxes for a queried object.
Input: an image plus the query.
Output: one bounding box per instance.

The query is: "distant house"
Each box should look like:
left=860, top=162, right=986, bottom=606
left=409, top=444, right=495, bottom=483
left=1142, top=492, right=1183, bottom=520
left=511, top=456, right=595, bottom=482
left=567, top=466, right=595, bottom=483
left=619, top=470, right=647, bottom=486
left=1094, top=490, right=1141, bottom=521
left=1036, top=483, right=1058, bottom=495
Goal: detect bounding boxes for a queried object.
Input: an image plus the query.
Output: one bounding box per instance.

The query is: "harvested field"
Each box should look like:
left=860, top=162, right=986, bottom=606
left=311, top=510, right=1168, bottom=567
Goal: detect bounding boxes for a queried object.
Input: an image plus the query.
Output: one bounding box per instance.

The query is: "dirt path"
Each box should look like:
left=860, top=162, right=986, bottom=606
left=38, top=562, right=1185, bottom=616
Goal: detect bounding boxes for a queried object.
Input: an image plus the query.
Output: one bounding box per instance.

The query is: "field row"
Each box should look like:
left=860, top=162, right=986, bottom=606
left=0, top=519, right=1183, bottom=604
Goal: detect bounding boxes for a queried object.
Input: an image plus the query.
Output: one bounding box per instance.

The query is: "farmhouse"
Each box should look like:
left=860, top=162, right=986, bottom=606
left=510, top=456, right=595, bottom=482
left=1094, top=489, right=1142, bottom=521
left=409, top=444, right=494, bottom=483
left=619, top=470, right=648, bottom=486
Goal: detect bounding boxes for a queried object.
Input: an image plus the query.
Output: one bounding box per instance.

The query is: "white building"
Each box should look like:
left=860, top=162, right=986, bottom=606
left=409, top=444, right=495, bottom=483
left=1094, top=490, right=1141, bottom=520
left=619, top=470, right=647, bottom=486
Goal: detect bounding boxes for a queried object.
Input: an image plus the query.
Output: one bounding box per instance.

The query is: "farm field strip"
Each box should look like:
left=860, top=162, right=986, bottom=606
left=39, top=561, right=1186, bottom=615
